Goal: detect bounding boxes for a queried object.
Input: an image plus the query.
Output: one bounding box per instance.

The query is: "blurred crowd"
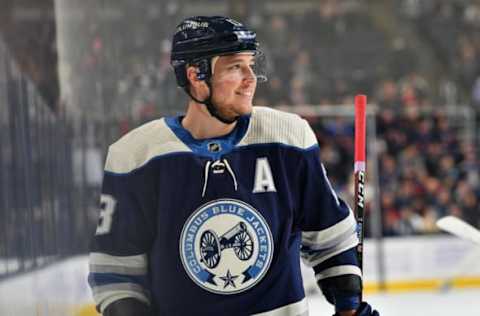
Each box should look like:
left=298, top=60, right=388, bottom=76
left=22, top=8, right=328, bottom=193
left=254, top=1, right=389, bottom=107
left=311, top=106, right=479, bottom=237
left=0, top=0, right=58, bottom=109
left=398, top=0, right=480, bottom=108
left=1, top=0, right=479, bottom=239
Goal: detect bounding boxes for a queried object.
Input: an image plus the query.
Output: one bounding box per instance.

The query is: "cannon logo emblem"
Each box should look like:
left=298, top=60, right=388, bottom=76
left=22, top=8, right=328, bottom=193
left=180, top=199, right=274, bottom=295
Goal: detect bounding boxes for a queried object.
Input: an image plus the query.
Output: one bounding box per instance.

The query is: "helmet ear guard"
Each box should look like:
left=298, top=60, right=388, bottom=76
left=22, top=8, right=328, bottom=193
left=173, top=58, right=211, bottom=87
left=193, top=59, right=211, bottom=81
left=174, top=58, right=212, bottom=89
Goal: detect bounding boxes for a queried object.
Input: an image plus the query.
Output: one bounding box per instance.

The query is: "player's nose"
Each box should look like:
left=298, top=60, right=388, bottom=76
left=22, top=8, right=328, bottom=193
left=242, top=66, right=257, bottom=84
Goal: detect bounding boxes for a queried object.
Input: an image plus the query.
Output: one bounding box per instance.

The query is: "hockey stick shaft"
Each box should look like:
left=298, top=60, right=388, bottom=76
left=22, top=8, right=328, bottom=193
left=354, top=95, right=366, bottom=299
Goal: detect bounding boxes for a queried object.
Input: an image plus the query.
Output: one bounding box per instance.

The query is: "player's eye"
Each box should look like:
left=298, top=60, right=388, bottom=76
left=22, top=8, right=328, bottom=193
left=228, top=64, right=242, bottom=70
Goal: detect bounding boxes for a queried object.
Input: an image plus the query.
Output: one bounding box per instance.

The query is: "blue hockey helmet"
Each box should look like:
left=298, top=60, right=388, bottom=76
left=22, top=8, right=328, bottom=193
left=170, top=16, right=267, bottom=87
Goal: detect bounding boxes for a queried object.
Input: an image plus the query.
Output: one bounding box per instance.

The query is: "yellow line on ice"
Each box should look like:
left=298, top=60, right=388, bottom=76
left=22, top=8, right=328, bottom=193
left=74, top=305, right=99, bottom=316
left=364, top=277, right=480, bottom=294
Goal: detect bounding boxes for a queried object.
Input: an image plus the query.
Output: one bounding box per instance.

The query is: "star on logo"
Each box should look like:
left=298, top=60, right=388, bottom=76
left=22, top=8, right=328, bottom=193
left=220, top=270, right=238, bottom=288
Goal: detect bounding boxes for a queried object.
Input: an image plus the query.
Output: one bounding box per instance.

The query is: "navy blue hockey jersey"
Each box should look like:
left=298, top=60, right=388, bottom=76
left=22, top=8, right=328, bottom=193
left=88, top=106, right=360, bottom=315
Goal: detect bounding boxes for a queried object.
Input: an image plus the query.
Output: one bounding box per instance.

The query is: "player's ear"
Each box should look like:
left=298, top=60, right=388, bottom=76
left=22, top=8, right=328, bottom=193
left=186, top=65, right=201, bottom=86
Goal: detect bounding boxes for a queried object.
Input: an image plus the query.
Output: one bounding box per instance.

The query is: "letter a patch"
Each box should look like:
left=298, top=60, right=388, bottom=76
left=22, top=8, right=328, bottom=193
left=253, top=158, right=276, bottom=193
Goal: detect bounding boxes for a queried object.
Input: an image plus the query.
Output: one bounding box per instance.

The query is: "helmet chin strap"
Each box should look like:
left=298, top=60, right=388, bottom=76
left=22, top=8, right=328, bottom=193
left=185, top=82, right=240, bottom=125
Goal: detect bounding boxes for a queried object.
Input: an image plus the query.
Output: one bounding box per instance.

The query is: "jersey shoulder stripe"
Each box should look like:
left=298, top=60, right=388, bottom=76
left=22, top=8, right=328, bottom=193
left=239, top=106, right=317, bottom=150
left=105, top=118, right=191, bottom=174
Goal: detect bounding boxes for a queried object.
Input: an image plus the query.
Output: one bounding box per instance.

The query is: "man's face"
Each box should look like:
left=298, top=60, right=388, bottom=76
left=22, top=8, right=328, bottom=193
left=209, top=53, right=257, bottom=120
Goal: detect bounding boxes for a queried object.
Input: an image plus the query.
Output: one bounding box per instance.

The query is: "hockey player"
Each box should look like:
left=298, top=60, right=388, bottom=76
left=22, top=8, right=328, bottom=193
left=88, top=16, right=379, bottom=316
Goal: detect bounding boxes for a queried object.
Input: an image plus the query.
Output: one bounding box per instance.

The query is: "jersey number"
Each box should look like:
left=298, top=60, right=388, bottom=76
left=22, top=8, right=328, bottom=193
left=95, top=194, right=117, bottom=235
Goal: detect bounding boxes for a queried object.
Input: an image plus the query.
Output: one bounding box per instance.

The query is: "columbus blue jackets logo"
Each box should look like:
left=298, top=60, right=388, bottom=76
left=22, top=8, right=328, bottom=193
left=180, top=199, right=274, bottom=295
